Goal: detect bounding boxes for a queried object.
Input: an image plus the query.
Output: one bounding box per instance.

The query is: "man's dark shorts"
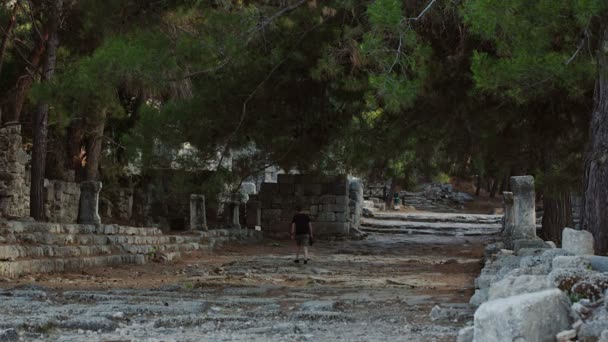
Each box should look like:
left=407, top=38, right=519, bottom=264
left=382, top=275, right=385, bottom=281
left=295, top=234, right=310, bottom=247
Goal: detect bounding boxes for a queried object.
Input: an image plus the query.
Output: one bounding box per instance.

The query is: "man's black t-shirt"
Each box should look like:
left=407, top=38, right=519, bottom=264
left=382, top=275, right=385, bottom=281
left=292, top=213, right=311, bottom=235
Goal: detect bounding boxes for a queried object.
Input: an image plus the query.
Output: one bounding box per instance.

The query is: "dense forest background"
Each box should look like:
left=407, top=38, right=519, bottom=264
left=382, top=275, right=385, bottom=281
left=1, top=0, right=607, bottom=252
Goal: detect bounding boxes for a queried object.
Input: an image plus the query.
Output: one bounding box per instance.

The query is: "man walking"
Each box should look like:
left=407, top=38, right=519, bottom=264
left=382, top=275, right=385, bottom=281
left=291, top=205, right=313, bottom=264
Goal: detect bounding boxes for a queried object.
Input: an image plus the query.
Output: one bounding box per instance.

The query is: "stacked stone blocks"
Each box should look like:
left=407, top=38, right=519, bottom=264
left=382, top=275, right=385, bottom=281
left=0, top=125, right=29, bottom=219
left=260, top=174, right=350, bottom=237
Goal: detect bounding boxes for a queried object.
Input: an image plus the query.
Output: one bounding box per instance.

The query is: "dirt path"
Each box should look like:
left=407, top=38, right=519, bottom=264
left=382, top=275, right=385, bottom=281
left=0, top=230, right=496, bottom=341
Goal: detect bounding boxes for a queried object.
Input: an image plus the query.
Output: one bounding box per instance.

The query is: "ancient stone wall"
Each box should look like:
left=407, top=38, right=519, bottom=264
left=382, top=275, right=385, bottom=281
left=259, top=174, right=350, bottom=237
left=43, top=179, right=80, bottom=223
left=0, top=125, right=29, bottom=219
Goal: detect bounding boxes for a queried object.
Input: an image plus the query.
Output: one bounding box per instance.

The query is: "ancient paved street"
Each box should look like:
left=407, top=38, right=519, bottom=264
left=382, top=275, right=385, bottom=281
left=0, top=213, right=498, bottom=341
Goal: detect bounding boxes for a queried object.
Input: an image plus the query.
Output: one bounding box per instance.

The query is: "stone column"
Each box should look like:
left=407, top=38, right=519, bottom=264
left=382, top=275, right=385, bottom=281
left=510, top=176, right=536, bottom=240
left=501, top=191, right=514, bottom=238
left=78, top=181, right=102, bottom=224
left=189, top=194, right=207, bottom=231
left=229, top=201, right=241, bottom=229
left=246, top=200, right=261, bottom=229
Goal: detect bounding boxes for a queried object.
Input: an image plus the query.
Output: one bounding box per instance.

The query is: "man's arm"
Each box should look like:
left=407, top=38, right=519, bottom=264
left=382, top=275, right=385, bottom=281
left=291, top=222, right=296, bottom=240
left=308, top=222, right=313, bottom=238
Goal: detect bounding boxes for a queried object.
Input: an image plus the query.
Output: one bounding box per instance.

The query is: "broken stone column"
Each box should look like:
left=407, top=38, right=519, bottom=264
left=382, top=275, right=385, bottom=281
left=78, top=181, right=102, bottom=224
left=246, top=200, right=261, bottom=229
left=562, top=227, right=594, bottom=255
left=501, top=191, right=514, bottom=238
left=189, top=194, right=207, bottom=231
left=510, top=176, right=537, bottom=240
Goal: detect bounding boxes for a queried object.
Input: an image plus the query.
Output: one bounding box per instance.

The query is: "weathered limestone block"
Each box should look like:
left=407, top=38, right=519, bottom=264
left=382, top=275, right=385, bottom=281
left=590, top=256, right=608, bottom=272
left=189, top=194, right=207, bottom=231
left=78, top=181, right=102, bottom=225
left=474, top=289, right=571, bottom=342
left=562, top=227, right=594, bottom=255
left=513, top=239, right=549, bottom=254
left=510, top=176, right=537, bottom=240
left=488, top=275, right=553, bottom=300
left=457, top=326, right=474, bottom=342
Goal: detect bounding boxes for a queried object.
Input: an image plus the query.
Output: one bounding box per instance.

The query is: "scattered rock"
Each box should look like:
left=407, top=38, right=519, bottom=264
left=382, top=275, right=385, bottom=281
left=556, top=329, right=576, bottom=342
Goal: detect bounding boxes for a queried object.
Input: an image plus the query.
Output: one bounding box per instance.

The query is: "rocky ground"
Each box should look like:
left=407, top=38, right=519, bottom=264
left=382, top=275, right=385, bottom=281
left=0, top=215, right=498, bottom=342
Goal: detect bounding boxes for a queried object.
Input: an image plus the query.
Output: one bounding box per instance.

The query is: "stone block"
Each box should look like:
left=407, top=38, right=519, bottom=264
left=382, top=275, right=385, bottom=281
left=335, top=196, right=348, bottom=205
left=279, top=183, right=295, bottom=195
left=552, top=256, right=592, bottom=270
left=474, top=289, right=571, bottom=342
left=277, top=174, right=295, bottom=184
left=261, top=183, right=279, bottom=194
left=313, top=222, right=349, bottom=236
left=562, top=227, right=594, bottom=255
left=488, top=275, right=553, bottom=300
left=318, top=212, right=336, bottom=222
left=320, top=195, right=336, bottom=204
left=262, top=209, right=282, bottom=223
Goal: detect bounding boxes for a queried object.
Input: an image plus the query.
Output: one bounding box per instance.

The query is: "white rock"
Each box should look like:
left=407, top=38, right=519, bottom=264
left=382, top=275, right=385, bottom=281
left=556, top=329, right=576, bottom=342
left=562, top=228, right=594, bottom=255
left=474, top=289, right=571, bottom=342
left=457, top=326, right=474, bottom=342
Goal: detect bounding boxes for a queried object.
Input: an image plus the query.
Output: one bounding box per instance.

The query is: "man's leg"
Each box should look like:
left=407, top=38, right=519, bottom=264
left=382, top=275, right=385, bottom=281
left=295, top=242, right=300, bottom=263
left=304, top=246, right=308, bottom=261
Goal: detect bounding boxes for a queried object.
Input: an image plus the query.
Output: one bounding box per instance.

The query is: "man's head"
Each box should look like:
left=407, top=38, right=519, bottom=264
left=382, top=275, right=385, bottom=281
left=295, top=204, right=303, bottom=212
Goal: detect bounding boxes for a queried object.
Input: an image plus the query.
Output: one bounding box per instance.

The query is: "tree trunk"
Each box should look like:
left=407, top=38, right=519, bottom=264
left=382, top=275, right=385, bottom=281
left=30, top=0, right=62, bottom=220
left=0, top=1, right=20, bottom=76
left=1, top=32, right=47, bottom=124
left=582, top=25, right=608, bottom=255
left=84, top=112, right=106, bottom=181
left=541, top=192, right=573, bottom=246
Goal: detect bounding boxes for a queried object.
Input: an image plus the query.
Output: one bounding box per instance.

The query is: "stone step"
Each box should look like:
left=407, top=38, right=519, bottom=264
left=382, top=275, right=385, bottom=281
left=0, top=242, right=207, bottom=261
left=0, top=221, right=163, bottom=236
left=368, top=213, right=502, bottom=224
left=10, top=232, right=202, bottom=246
left=360, top=226, right=500, bottom=236
left=0, top=254, right=147, bottom=278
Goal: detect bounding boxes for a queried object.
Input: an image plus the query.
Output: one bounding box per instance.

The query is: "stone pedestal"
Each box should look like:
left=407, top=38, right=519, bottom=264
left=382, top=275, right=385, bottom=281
left=510, top=176, right=537, bottom=240
left=189, top=194, right=207, bottom=231
left=246, top=201, right=261, bottom=229
left=78, top=181, right=102, bottom=224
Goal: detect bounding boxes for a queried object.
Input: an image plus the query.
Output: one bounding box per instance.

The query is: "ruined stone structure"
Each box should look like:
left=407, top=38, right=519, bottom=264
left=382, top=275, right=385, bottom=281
left=44, top=180, right=81, bottom=223
left=0, top=125, right=29, bottom=219
left=259, top=174, right=351, bottom=237
left=510, top=176, right=537, bottom=240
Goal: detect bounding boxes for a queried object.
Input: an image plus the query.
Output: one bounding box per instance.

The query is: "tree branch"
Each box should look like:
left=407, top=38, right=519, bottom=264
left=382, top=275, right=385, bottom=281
left=404, top=0, right=437, bottom=22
